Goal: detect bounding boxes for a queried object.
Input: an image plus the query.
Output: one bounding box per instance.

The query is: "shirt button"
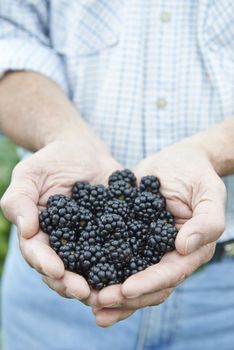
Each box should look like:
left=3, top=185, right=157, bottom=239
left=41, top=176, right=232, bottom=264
left=156, top=98, right=167, bottom=109
left=160, top=12, right=172, bottom=23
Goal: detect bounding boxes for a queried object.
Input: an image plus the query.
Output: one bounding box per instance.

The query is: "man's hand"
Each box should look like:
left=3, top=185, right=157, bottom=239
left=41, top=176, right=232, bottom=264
left=0, top=71, right=122, bottom=305
left=1, top=135, right=121, bottom=303
left=93, top=141, right=226, bottom=327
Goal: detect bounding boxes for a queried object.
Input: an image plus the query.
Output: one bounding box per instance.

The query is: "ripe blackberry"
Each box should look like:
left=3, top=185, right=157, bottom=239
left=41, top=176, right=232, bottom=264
left=39, top=197, right=79, bottom=233
left=98, top=213, right=127, bottom=239
left=72, top=183, right=107, bottom=215
left=71, top=181, right=91, bottom=202
left=49, top=227, right=77, bottom=253
left=88, top=263, right=117, bottom=289
left=88, top=185, right=108, bottom=214
left=133, top=192, right=165, bottom=223
left=139, top=175, right=160, bottom=193
left=104, top=239, right=132, bottom=264
left=150, top=220, right=178, bottom=252
left=79, top=223, right=102, bottom=245
left=39, top=208, right=53, bottom=234
left=109, top=180, right=138, bottom=203
left=77, top=244, right=106, bottom=272
left=108, top=169, right=136, bottom=186
left=105, top=199, right=129, bottom=219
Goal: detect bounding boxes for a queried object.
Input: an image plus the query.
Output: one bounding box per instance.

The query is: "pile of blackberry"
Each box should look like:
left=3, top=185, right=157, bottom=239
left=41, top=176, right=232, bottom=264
left=39, top=170, right=177, bottom=289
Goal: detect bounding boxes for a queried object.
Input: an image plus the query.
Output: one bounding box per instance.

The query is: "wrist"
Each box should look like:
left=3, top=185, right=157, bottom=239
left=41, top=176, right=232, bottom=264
left=42, top=115, right=111, bottom=157
left=178, top=118, right=234, bottom=177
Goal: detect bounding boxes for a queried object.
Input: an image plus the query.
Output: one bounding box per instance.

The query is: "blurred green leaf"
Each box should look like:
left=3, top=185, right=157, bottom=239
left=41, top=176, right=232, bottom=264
left=0, top=136, right=19, bottom=275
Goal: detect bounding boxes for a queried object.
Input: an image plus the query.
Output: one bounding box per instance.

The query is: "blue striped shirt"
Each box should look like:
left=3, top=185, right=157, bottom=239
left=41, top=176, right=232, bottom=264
left=0, top=0, right=234, bottom=241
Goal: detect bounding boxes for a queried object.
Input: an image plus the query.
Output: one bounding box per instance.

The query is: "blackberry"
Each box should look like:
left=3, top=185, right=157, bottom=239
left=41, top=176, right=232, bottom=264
left=77, top=244, right=106, bottom=272
left=127, top=220, right=148, bottom=254
left=72, top=183, right=107, bottom=215
left=39, top=208, right=53, bottom=234
left=133, top=192, right=165, bottom=223
left=79, top=223, right=102, bottom=245
left=49, top=227, right=77, bottom=253
left=140, top=175, right=160, bottom=193
left=104, top=239, right=132, bottom=264
left=98, top=213, right=127, bottom=239
left=150, top=220, right=178, bottom=252
left=88, top=185, right=108, bottom=214
left=105, top=199, right=129, bottom=219
left=71, top=181, right=91, bottom=202
left=88, top=263, right=117, bottom=289
left=109, top=180, right=138, bottom=203
left=39, top=197, right=79, bottom=233
left=108, top=169, right=136, bottom=187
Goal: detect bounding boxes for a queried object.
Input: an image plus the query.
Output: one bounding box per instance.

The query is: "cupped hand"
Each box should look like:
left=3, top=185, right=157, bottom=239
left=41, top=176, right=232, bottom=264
left=93, top=141, right=226, bottom=327
left=0, top=133, right=121, bottom=303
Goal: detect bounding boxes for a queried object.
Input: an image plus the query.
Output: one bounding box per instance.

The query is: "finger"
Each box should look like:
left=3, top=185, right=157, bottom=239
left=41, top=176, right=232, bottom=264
left=95, top=308, right=135, bottom=327
left=0, top=162, right=39, bottom=238
left=95, top=288, right=173, bottom=311
left=19, top=230, right=65, bottom=279
left=42, top=270, right=90, bottom=300
left=96, top=284, right=122, bottom=307
left=121, top=243, right=215, bottom=298
left=176, top=180, right=226, bottom=255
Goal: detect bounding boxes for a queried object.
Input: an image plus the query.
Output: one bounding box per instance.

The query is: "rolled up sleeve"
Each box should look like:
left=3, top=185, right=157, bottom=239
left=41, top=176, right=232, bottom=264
left=0, top=0, right=69, bottom=94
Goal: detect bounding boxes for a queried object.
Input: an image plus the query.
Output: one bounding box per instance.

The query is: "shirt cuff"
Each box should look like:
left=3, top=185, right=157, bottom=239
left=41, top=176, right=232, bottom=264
left=0, top=38, right=69, bottom=94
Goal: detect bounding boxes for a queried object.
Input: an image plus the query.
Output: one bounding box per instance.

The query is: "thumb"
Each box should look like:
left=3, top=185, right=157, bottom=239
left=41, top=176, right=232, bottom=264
left=176, top=180, right=226, bottom=255
left=0, top=162, right=39, bottom=239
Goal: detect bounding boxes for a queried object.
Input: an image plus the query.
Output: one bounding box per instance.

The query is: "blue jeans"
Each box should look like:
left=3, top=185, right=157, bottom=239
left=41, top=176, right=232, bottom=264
left=2, top=231, right=234, bottom=350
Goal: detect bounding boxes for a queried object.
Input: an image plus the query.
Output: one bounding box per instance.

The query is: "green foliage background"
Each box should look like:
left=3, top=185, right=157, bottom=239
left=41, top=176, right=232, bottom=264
left=0, top=136, right=19, bottom=275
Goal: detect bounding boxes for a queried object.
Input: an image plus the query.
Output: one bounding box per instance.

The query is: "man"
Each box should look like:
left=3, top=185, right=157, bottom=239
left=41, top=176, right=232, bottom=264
left=0, top=1, right=234, bottom=349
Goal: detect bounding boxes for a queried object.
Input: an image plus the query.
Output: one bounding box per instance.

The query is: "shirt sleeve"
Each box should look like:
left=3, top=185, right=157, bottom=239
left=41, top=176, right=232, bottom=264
left=0, top=0, right=69, bottom=94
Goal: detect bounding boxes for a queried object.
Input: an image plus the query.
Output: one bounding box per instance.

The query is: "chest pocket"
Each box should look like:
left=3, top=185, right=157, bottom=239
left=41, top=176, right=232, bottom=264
left=204, top=0, right=234, bottom=59
left=50, top=0, right=122, bottom=57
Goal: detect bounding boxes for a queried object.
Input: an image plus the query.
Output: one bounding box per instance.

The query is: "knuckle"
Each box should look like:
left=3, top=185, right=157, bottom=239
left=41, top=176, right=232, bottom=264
left=0, top=194, right=10, bottom=212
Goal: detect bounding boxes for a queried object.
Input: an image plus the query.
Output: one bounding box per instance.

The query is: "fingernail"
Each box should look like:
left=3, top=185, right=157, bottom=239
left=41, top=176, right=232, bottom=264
left=186, top=234, right=201, bottom=254
left=16, top=216, right=23, bottom=237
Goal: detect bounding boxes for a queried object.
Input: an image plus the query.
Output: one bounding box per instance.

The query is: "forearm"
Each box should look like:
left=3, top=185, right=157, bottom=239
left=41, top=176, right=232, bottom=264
left=0, top=71, right=105, bottom=152
left=182, top=118, right=234, bottom=177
